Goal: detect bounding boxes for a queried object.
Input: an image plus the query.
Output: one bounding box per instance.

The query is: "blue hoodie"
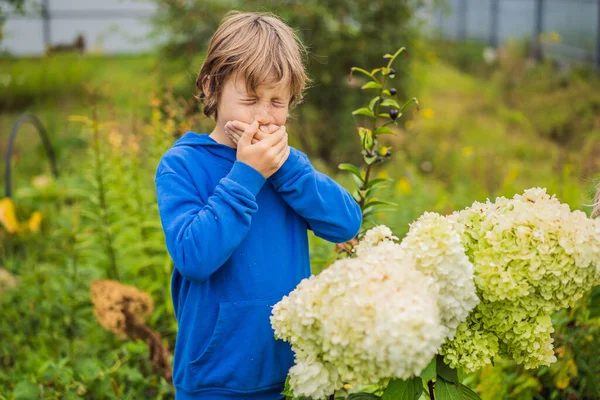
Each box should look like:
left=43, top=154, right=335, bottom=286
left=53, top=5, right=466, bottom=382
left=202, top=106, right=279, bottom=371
left=155, top=132, right=362, bottom=400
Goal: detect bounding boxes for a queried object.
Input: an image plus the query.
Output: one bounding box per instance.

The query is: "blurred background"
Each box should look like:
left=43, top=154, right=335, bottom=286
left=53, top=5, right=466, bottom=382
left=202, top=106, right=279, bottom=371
left=1, top=0, right=599, bottom=399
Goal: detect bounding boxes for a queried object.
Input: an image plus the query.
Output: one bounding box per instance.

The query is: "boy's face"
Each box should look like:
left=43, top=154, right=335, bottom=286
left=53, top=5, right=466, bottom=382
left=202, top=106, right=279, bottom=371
left=216, top=72, right=291, bottom=130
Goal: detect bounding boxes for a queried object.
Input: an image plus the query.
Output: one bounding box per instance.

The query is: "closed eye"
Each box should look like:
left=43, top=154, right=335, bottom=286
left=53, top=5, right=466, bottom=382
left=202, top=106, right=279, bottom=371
left=242, top=99, right=286, bottom=107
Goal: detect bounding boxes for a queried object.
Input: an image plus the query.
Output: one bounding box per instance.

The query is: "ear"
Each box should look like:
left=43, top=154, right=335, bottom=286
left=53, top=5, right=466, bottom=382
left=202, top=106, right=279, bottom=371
left=201, top=76, right=211, bottom=97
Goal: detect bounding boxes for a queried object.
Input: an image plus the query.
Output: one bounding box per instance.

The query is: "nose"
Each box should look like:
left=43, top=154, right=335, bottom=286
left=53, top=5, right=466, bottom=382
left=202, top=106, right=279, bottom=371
left=254, top=102, right=273, bottom=126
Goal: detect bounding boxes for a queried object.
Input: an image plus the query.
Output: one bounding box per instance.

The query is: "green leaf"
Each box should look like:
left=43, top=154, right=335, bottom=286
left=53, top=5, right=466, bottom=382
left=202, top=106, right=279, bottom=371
left=378, top=113, right=391, bottom=118
left=368, top=96, right=381, bottom=112
left=374, top=126, right=396, bottom=136
left=359, top=128, right=375, bottom=150
left=351, top=67, right=373, bottom=78
left=352, top=174, right=364, bottom=188
left=382, top=377, right=423, bottom=400
left=365, top=200, right=398, bottom=208
left=362, top=81, right=382, bottom=90
left=589, top=285, right=600, bottom=319
left=353, top=107, right=376, bottom=118
left=74, top=358, right=102, bottom=382
left=338, top=163, right=363, bottom=183
left=14, top=381, right=41, bottom=400
left=419, top=357, right=436, bottom=381
left=363, top=154, right=378, bottom=165
left=434, top=379, right=461, bottom=400
left=281, top=375, right=293, bottom=396
left=365, top=178, right=392, bottom=189
left=389, top=47, right=407, bottom=60
left=458, top=383, right=481, bottom=400
left=348, top=394, right=382, bottom=399
left=437, top=355, right=458, bottom=384
left=380, top=99, right=401, bottom=108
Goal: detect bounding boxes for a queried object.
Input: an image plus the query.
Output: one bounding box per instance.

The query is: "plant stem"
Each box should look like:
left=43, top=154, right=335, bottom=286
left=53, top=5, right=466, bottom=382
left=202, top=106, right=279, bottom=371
left=428, top=380, right=435, bottom=400
left=91, top=98, right=120, bottom=281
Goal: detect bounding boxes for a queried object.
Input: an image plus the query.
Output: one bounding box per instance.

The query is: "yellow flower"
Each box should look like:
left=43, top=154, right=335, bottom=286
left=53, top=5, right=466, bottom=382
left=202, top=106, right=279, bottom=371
left=554, top=359, right=577, bottom=390
left=405, top=120, right=415, bottom=131
left=28, top=211, right=43, bottom=233
left=376, top=170, right=389, bottom=179
left=396, top=177, right=412, bottom=194
left=0, top=198, right=20, bottom=233
left=32, top=175, right=52, bottom=190
left=108, top=129, right=123, bottom=150
left=551, top=32, right=561, bottom=42
left=461, top=146, right=474, bottom=157
left=422, top=108, right=435, bottom=119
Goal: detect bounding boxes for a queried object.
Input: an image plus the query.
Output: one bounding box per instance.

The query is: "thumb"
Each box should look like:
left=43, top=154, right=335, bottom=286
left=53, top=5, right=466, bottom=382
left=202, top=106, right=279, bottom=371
left=238, top=121, right=258, bottom=147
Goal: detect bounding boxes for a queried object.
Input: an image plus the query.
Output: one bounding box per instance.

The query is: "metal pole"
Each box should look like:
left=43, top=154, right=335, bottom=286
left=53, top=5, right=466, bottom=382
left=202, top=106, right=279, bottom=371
left=42, top=0, right=50, bottom=49
left=489, top=0, right=499, bottom=47
left=596, top=0, right=600, bottom=69
left=532, top=0, right=544, bottom=61
left=4, top=114, right=59, bottom=199
left=438, top=6, right=444, bottom=38
left=458, top=0, right=467, bottom=41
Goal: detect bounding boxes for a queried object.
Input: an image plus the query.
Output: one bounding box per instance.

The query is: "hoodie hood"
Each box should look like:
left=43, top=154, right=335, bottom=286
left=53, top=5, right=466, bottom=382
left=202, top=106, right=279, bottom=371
left=173, top=132, right=237, bottom=163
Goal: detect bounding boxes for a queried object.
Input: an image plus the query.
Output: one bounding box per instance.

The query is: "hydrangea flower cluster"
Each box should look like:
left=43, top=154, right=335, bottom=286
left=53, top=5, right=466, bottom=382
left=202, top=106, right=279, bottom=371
left=271, top=216, right=477, bottom=399
left=271, top=187, right=600, bottom=397
left=400, top=212, right=479, bottom=339
left=441, top=188, right=600, bottom=372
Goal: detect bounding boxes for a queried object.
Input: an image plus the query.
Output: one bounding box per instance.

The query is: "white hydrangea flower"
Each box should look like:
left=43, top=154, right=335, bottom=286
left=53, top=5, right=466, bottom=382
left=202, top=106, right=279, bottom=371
left=271, top=246, right=445, bottom=398
left=353, top=224, right=398, bottom=257
left=400, top=212, right=479, bottom=340
left=442, top=188, right=600, bottom=372
left=288, top=360, right=338, bottom=400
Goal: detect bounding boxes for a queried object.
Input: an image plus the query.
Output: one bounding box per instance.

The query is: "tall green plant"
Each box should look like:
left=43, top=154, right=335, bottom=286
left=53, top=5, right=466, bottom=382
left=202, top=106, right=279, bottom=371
left=340, top=47, right=418, bottom=233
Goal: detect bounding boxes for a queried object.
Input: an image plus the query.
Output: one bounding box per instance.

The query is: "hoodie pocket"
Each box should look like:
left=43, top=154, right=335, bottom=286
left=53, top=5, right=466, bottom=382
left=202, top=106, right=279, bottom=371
left=189, top=294, right=294, bottom=392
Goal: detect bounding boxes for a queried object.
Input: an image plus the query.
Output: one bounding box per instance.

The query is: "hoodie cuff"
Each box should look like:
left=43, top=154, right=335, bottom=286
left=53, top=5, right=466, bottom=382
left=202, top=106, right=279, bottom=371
left=269, top=148, right=302, bottom=187
left=227, top=161, right=267, bottom=196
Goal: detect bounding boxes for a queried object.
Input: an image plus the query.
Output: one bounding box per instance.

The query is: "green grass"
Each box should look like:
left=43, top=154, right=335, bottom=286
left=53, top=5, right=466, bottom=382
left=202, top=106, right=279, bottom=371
left=0, top=54, right=162, bottom=198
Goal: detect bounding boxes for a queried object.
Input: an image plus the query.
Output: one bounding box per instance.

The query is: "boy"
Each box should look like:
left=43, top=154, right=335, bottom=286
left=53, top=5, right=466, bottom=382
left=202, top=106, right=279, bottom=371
left=155, top=11, right=362, bottom=400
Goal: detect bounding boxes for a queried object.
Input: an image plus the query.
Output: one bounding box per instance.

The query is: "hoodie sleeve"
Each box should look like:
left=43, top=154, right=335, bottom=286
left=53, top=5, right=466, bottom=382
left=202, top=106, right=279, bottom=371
left=268, top=147, right=362, bottom=243
left=155, top=157, right=266, bottom=283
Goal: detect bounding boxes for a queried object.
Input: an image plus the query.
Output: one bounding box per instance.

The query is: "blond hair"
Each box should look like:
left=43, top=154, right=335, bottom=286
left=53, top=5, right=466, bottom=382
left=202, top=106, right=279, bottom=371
left=195, top=11, right=311, bottom=120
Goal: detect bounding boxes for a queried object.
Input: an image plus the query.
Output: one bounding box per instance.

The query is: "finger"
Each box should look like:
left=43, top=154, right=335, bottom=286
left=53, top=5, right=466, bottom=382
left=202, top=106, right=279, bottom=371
left=238, top=121, right=258, bottom=147
left=261, top=125, right=287, bottom=147
left=275, top=145, right=291, bottom=167
left=225, top=128, right=239, bottom=144
left=228, top=121, right=269, bottom=141
left=271, top=130, right=288, bottom=154
left=226, top=127, right=240, bottom=143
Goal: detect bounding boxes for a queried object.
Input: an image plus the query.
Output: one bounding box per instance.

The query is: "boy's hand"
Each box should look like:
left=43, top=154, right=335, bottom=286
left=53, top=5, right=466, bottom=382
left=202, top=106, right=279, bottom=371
left=236, top=121, right=290, bottom=179
left=225, top=120, right=278, bottom=145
